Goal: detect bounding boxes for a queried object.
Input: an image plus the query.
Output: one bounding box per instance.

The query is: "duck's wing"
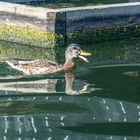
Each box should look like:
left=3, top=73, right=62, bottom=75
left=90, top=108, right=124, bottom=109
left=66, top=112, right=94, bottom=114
left=23, top=60, right=59, bottom=69
left=5, top=57, right=33, bottom=65
left=45, top=60, right=59, bottom=66
left=5, top=58, right=36, bottom=69
left=5, top=58, right=58, bottom=66
left=5, top=58, right=59, bottom=75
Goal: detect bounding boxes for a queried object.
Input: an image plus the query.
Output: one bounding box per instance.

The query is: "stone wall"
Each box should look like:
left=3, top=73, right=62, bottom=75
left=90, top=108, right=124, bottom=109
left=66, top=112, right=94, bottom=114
left=1, top=2, right=140, bottom=47
left=62, top=3, right=140, bottom=33
left=57, top=3, right=140, bottom=44
left=0, top=2, right=64, bottom=47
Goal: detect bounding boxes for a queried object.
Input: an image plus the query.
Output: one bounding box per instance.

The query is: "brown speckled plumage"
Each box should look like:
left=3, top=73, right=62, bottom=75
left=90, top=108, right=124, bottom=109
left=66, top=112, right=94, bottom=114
left=18, top=61, right=75, bottom=75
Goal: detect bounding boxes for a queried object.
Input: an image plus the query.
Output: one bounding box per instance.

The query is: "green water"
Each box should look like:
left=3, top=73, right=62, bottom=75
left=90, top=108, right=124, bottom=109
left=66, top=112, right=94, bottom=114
left=0, top=38, right=140, bottom=139
left=40, top=0, right=133, bottom=9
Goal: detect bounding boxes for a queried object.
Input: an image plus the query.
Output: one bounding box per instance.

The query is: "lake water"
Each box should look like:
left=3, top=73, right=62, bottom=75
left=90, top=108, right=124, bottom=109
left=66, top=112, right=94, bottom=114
left=40, top=0, right=139, bottom=9
left=0, top=38, right=140, bottom=139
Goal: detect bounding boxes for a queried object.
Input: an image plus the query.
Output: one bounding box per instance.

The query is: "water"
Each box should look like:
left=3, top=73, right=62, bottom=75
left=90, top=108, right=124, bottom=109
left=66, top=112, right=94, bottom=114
left=40, top=0, right=139, bottom=9
left=0, top=38, right=140, bottom=139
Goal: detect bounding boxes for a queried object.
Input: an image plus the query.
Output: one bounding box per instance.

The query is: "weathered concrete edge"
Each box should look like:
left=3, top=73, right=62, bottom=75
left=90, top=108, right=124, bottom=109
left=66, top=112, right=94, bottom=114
left=1, top=2, right=140, bottom=19
left=0, top=1, right=56, bottom=19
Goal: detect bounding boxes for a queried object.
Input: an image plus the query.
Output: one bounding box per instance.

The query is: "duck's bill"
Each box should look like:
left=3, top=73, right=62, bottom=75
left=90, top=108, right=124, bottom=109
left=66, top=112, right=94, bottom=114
left=78, top=55, right=89, bottom=62
left=80, top=50, right=91, bottom=56
left=78, top=50, right=91, bottom=62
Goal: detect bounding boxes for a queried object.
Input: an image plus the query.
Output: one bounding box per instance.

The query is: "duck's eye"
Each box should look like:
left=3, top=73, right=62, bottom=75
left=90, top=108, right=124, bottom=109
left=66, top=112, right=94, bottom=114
left=73, top=47, right=77, bottom=50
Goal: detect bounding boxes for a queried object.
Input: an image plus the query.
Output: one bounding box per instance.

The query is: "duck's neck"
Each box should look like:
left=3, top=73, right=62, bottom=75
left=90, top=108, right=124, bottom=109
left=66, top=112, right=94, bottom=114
left=64, top=56, right=74, bottom=66
left=62, top=56, right=75, bottom=72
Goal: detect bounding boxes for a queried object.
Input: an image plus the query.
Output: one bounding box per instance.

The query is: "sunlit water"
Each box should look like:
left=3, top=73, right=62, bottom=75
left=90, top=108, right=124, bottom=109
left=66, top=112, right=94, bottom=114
left=0, top=38, right=140, bottom=139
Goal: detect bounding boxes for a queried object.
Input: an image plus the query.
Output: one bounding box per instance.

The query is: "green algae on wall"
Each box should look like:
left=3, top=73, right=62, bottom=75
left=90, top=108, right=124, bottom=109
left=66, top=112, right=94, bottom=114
left=67, top=24, right=140, bottom=45
left=0, top=24, right=64, bottom=48
left=1, top=23, right=140, bottom=48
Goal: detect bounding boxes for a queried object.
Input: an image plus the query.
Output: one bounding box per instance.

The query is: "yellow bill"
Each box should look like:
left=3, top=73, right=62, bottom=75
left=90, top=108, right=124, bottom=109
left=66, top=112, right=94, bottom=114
left=78, top=50, right=91, bottom=62
left=80, top=50, right=92, bottom=56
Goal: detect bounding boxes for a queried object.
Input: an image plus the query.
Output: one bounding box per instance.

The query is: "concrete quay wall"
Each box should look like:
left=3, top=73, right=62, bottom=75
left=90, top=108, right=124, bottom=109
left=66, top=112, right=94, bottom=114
left=0, top=2, right=140, bottom=47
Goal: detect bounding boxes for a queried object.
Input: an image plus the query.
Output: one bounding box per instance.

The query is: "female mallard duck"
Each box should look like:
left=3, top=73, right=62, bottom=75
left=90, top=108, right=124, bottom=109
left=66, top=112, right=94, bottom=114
left=6, top=44, right=91, bottom=75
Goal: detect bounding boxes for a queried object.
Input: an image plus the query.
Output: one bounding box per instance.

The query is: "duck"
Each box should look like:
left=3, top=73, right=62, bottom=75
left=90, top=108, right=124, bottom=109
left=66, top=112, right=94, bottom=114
left=6, top=44, right=91, bottom=75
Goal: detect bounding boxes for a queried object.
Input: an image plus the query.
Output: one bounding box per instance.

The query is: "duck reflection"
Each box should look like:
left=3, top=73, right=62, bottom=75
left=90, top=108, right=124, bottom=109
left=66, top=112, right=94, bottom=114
left=0, top=73, right=95, bottom=95
left=65, top=73, right=91, bottom=95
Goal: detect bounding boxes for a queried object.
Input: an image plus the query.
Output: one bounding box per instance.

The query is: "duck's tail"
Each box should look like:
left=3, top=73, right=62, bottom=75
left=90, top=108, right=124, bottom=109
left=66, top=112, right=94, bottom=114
left=4, top=57, right=33, bottom=71
left=3, top=57, right=25, bottom=71
left=5, top=58, right=20, bottom=70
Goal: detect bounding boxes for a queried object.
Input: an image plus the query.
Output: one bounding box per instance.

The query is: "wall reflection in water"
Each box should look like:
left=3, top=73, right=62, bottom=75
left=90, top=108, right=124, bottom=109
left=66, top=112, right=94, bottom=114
left=0, top=73, right=97, bottom=95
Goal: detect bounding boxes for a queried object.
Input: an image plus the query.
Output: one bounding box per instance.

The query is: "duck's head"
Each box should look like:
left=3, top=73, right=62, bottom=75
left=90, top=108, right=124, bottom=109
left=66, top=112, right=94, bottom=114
left=65, top=44, right=91, bottom=64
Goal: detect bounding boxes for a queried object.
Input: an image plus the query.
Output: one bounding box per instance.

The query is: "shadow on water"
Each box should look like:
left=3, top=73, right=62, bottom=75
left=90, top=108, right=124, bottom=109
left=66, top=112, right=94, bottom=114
left=1, top=39, right=140, bottom=139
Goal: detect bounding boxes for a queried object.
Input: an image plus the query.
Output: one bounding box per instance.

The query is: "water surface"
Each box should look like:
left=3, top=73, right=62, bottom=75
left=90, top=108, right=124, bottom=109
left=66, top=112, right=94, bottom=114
left=40, top=0, right=139, bottom=9
left=0, top=38, right=140, bottom=139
